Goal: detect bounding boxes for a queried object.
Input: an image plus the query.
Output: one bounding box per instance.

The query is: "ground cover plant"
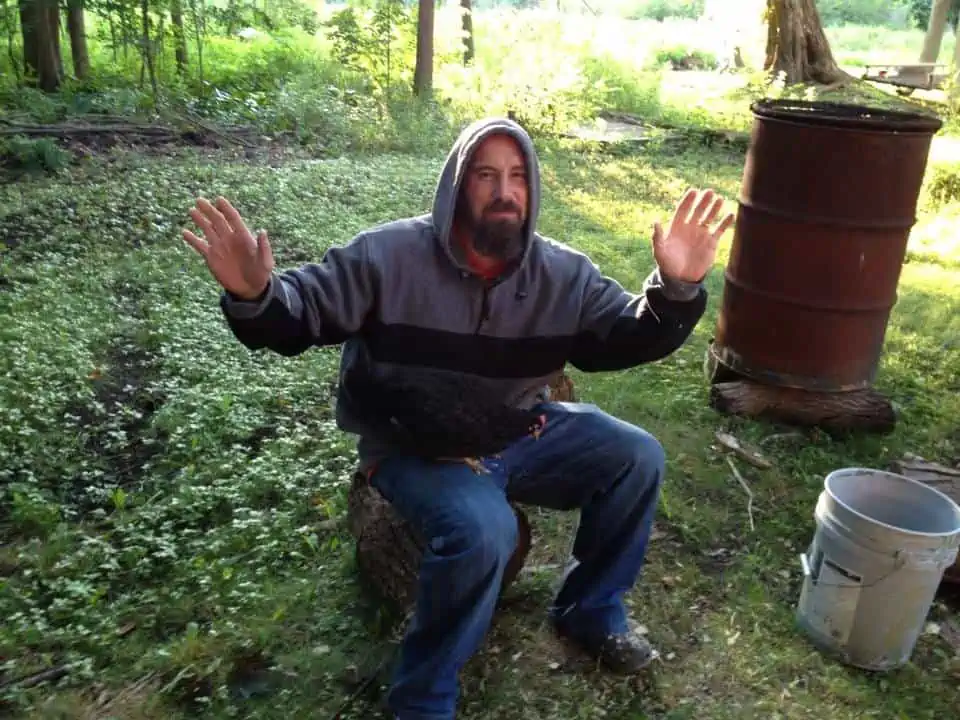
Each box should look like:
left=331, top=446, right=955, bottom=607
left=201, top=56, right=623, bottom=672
left=2, top=1, right=959, bottom=718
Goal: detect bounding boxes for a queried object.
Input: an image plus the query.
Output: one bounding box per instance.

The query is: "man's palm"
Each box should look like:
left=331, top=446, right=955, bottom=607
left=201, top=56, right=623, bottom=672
left=182, top=196, right=275, bottom=300
left=653, top=188, right=734, bottom=283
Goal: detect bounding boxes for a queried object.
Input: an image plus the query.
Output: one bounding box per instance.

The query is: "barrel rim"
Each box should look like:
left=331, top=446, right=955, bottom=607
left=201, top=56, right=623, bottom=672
left=751, top=99, right=943, bottom=134
left=824, top=467, right=960, bottom=540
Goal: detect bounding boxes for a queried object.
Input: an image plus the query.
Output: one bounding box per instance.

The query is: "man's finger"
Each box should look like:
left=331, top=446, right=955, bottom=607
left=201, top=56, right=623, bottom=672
left=188, top=207, right=217, bottom=242
left=691, top=189, right=716, bottom=225
left=701, top=195, right=725, bottom=227
left=257, top=230, right=275, bottom=272
left=675, top=188, right=699, bottom=224
left=182, top=228, right=210, bottom=256
left=712, top=212, right=736, bottom=241
left=216, top=196, right=249, bottom=237
left=651, top=221, right=664, bottom=250
left=196, top=197, right=233, bottom=239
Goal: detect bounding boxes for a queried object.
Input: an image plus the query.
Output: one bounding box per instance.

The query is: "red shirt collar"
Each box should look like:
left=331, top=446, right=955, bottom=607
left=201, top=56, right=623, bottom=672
left=459, top=234, right=506, bottom=280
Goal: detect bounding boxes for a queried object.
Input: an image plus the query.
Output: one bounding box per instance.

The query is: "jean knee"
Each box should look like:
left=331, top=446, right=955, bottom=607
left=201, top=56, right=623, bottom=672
left=624, top=426, right=666, bottom=482
left=429, top=500, right=518, bottom=570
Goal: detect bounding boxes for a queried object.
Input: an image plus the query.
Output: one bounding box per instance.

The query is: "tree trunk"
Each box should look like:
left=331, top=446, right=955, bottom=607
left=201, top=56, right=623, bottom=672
left=346, top=373, right=578, bottom=614
left=66, top=0, right=89, bottom=80
left=709, top=380, right=896, bottom=435
left=460, top=0, right=474, bottom=65
left=189, top=0, right=204, bottom=87
left=4, top=0, right=21, bottom=84
left=953, top=19, right=960, bottom=101
left=46, top=0, right=61, bottom=79
left=107, top=11, right=116, bottom=62
left=20, top=0, right=62, bottom=89
left=23, top=0, right=61, bottom=91
left=18, top=0, right=37, bottom=79
left=920, top=0, right=952, bottom=63
left=347, top=470, right=534, bottom=614
left=140, top=0, right=158, bottom=102
left=225, top=0, right=236, bottom=35
left=156, top=13, right=165, bottom=76
left=413, top=0, right=434, bottom=96
left=763, top=0, right=847, bottom=85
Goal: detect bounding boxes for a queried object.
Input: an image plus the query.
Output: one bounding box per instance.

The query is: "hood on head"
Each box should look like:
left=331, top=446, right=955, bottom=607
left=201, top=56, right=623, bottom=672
left=431, top=117, right=541, bottom=275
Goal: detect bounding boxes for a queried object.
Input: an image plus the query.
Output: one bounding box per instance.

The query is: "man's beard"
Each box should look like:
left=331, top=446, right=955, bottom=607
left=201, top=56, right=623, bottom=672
left=464, top=199, right=525, bottom=260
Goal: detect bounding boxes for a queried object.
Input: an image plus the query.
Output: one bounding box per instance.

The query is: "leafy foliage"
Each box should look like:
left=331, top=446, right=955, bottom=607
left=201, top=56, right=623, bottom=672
left=816, top=0, right=913, bottom=28
left=907, top=0, right=960, bottom=31
left=652, top=45, right=718, bottom=70
left=0, top=135, right=72, bottom=173
left=926, top=160, right=960, bottom=207
left=326, top=0, right=416, bottom=93
left=624, top=0, right=706, bottom=22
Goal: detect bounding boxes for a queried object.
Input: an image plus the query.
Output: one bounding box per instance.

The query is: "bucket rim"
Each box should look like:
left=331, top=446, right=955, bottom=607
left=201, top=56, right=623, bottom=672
left=751, top=98, right=943, bottom=134
left=823, top=467, right=960, bottom=539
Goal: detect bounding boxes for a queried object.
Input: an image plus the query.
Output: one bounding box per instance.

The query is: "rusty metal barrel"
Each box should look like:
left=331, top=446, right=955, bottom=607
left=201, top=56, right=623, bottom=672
left=710, top=99, right=942, bottom=392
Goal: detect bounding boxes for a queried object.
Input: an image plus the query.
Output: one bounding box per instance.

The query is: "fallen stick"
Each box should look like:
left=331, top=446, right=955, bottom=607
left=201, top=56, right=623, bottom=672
left=0, top=123, right=175, bottom=136
left=726, top=457, right=755, bottom=532
left=0, top=664, right=69, bottom=690
left=164, top=108, right=257, bottom=148
left=759, top=431, right=805, bottom=447
left=715, top=431, right=772, bottom=470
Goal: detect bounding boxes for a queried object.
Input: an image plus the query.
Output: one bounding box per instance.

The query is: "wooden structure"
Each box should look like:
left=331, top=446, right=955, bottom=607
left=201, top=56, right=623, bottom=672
left=705, top=352, right=896, bottom=435
left=345, top=373, right=577, bottom=615
left=890, top=455, right=960, bottom=586
left=862, top=63, right=949, bottom=96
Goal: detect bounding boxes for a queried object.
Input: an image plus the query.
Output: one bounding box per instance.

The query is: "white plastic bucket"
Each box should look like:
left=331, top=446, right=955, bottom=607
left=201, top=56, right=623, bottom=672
left=796, top=467, right=960, bottom=671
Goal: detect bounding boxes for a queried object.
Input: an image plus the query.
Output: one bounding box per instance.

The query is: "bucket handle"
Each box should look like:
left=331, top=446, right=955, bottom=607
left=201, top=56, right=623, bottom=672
left=799, top=550, right=909, bottom=589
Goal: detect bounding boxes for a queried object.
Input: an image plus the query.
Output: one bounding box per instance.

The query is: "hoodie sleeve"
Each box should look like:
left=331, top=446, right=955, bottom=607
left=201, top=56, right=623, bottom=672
left=219, top=232, right=375, bottom=356
left=569, top=262, right=707, bottom=372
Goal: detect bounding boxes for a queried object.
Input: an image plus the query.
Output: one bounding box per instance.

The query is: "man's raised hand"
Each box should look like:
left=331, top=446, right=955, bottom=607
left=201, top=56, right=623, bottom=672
left=652, top=188, right=734, bottom=284
left=182, top=196, right=275, bottom=300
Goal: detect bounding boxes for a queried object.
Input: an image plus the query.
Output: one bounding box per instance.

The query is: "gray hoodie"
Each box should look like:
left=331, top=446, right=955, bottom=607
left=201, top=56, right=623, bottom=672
left=220, top=117, right=707, bottom=469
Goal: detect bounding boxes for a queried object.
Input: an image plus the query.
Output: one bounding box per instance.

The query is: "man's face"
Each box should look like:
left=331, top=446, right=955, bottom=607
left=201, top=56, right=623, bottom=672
left=458, top=134, right=529, bottom=258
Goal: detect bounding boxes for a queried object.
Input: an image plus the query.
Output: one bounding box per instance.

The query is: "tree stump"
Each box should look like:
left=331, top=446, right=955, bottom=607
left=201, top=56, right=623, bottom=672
left=345, top=372, right=578, bottom=615
left=708, top=380, right=897, bottom=435
left=704, top=344, right=897, bottom=435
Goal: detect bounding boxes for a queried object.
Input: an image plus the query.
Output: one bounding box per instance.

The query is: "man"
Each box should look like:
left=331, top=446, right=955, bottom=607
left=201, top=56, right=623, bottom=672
left=183, top=117, right=733, bottom=720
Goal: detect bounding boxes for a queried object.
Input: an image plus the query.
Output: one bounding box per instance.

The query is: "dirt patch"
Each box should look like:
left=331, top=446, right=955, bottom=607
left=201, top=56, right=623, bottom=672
left=245, top=423, right=280, bottom=458
left=273, top=246, right=319, bottom=266
left=651, top=518, right=747, bottom=577
left=0, top=211, right=29, bottom=251
left=0, top=116, right=300, bottom=183
left=65, top=341, right=166, bottom=510
left=64, top=280, right=167, bottom=513
left=668, top=54, right=714, bottom=71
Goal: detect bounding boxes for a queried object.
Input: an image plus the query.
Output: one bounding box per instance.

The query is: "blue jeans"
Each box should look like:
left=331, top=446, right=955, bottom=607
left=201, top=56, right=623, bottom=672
left=369, top=401, right=666, bottom=720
